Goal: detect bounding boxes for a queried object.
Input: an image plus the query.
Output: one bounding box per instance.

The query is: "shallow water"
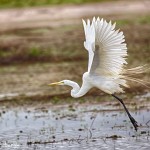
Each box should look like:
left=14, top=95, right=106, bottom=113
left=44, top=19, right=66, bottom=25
left=0, top=95, right=150, bottom=150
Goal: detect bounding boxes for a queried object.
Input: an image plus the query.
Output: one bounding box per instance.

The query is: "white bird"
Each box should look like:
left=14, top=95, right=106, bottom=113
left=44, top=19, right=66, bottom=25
left=49, top=17, right=147, bottom=131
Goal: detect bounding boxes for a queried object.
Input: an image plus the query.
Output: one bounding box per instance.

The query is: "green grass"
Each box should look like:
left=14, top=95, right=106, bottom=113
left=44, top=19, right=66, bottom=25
left=136, top=15, right=150, bottom=24
left=28, top=47, right=45, bottom=57
left=116, top=16, right=150, bottom=26
left=0, top=0, right=111, bottom=8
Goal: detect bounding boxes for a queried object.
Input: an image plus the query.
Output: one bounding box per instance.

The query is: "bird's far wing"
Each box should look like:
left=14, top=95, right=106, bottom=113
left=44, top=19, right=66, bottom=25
left=90, top=17, right=128, bottom=77
left=82, top=18, right=95, bottom=72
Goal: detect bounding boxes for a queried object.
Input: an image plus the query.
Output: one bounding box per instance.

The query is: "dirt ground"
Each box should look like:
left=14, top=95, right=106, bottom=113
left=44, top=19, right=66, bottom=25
left=0, top=0, right=149, bottom=31
left=0, top=0, right=150, bottom=100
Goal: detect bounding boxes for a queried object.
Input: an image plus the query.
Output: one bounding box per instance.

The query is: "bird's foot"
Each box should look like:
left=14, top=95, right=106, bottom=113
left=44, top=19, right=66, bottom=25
left=129, top=115, right=138, bottom=131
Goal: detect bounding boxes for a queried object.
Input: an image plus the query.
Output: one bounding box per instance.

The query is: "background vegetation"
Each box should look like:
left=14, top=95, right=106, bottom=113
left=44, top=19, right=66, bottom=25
left=0, top=0, right=111, bottom=8
left=0, top=16, right=149, bottom=65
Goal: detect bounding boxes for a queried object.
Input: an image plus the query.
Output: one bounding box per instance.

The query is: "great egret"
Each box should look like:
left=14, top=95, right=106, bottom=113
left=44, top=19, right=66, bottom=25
left=49, top=17, right=147, bottom=131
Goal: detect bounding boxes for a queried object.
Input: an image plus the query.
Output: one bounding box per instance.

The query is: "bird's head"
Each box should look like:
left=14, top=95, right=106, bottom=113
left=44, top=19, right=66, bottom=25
left=48, top=80, right=79, bottom=88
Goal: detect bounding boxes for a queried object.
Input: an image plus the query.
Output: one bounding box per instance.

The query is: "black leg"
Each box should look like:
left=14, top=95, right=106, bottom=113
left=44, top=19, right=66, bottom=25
left=112, top=94, right=138, bottom=131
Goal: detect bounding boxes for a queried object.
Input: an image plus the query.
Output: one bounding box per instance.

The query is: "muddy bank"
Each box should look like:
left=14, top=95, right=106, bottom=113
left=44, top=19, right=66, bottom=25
left=0, top=61, right=149, bottom=102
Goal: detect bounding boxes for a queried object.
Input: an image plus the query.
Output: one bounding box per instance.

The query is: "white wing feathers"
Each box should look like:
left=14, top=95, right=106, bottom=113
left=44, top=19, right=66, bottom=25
left=82, top=17, right=127, bottom=77
left=82, top=19, right=95, bottom=72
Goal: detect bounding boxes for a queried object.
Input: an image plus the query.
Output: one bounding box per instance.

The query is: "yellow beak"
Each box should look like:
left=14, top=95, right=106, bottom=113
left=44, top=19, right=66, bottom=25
left=48, top=81, right=63, bottom=86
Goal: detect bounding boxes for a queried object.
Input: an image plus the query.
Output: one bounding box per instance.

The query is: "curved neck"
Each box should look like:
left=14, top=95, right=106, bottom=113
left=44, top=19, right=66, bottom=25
left=64, top=80, right=90, bottom=98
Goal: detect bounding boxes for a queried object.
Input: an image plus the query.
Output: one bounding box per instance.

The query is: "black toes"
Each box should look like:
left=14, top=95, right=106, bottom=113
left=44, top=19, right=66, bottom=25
left=130, top=116, right=138, bottom=131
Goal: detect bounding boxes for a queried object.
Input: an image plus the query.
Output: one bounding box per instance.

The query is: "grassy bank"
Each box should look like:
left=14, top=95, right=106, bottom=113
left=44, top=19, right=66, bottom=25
left=0, top=0, right=111, bottom=8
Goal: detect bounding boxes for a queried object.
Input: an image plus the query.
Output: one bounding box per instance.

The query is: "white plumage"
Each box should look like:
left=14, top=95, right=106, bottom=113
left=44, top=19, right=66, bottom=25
left=82, top=17, right=128, bottom=94
left=49, top=17, right=147, bottom=96
left=49, top=17, right=147, bottom=131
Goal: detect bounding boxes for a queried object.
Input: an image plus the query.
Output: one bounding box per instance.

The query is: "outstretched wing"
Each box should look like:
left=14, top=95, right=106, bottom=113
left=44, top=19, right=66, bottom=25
left=82, top=19, right=95, bottom=73
left=82, top=17, right=127, bottom=77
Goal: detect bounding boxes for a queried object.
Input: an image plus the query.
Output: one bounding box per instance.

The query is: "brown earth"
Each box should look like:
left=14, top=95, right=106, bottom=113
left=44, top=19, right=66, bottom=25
left=0, top=0, right=149, bottom=101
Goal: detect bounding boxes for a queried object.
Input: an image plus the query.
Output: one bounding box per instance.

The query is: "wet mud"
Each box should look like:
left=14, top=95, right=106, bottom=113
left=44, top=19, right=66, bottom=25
left=0, top=93, right=149, bottom=150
